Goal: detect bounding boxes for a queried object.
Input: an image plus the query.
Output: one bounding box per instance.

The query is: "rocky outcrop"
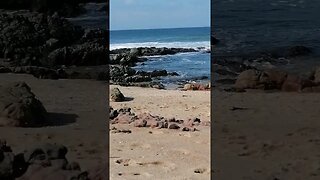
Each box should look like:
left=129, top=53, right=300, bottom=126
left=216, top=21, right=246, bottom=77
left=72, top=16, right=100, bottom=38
left=109, top=65, right=176, bottom=88
left=0, top=10, right=107, bottom=68
left=110, top=47, right=197, bottom=57
left=233, top=68, right=320, bottom=92
left=0, top=82, right=47, bottom=127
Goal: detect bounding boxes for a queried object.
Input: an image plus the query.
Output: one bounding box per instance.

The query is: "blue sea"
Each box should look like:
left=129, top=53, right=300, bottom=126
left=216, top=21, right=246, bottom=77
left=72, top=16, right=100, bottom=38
left=213, top=0, right=320, bottom=73
left=110, top=27, right=211, bottom=87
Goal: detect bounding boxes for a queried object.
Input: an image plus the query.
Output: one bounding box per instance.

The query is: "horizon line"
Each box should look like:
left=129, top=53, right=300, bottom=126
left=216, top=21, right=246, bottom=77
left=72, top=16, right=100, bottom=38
left=110, top=26, right=210, bottom=31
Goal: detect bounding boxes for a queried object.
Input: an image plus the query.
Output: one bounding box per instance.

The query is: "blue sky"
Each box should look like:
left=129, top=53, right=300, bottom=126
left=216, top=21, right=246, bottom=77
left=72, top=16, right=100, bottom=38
left=110, top=0, right=210, bottom=30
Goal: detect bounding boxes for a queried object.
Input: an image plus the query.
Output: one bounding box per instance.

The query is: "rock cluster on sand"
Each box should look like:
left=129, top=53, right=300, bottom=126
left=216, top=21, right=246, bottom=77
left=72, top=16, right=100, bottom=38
left=0, top=140, right=106, bottom=180
left=234, top=69, right=320, bottom=92
left=183, top=83, right=211, bottom=91
left=109, top=107, right=210, bottom=132
left=0, top=82, right=47, bottom=127
left=213, top=46, right=313, bottom=85
left=213, top=45, right=320, bottom=92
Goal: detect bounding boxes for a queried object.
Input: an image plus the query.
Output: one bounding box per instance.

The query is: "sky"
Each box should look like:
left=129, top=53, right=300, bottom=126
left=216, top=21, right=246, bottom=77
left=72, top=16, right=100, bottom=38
left=110, top=0, right=210, bottom=30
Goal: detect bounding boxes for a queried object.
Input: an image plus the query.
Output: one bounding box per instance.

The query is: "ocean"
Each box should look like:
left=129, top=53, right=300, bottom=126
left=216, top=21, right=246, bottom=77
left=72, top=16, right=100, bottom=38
left=110, top=27, right=211, bottom=86
left=213, top=0, right=320, bottom=73
left=213, top=0, right=320, bottom=55
left=68, top=3, right=107, bottom=29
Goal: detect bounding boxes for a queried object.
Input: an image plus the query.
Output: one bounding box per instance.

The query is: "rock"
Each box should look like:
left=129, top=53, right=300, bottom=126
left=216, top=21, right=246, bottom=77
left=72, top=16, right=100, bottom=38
left=124, top=75, right=152, bottom=83
left=151, top=83, right=165, bottom=89
left=9, top=66, right=59, bottom=79
left=110, top=113, right=135, bottom=124
left=314, top=67, right=320, bottom=83
left=183, top=84, right=193, bottom=90
left=281, top=75, right=303, bottom=92
left=46, top=42, right=107, bottom=66
left=109, top=109, right=118, bottom=120
left=168, top=72, right=179, bottom=76
left=183, top=83, right=209, bottom=91
left=0, top=149, right=15, bottom=179
left=133, top=119, right=147, bottom=127
left=0, top=82, right=47, bottom=127
left=258, top=69, right=287, bottom=90
left=234, top=69, right=260, bottom=90
left=211, top=36, right=219, bottom=45
left=150, top=70, right=167, bottom=77
left=0, top=11, right=85, bottom=67
left=110, top=88, right=125, bottom=102
left=168, top=123, right=180, bottom=129
left=23, top=143, right=68, bottom=164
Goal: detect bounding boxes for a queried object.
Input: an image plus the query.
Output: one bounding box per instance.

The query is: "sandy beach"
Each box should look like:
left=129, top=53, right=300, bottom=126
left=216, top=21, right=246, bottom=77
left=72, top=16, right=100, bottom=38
left=212, top=89, right=320, bottom=180
left=109, top=85, right=210, bottom=179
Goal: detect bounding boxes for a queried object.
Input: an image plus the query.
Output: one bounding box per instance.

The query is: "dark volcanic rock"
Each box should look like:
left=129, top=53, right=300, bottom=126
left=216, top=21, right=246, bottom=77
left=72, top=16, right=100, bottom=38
left=9, top=66, right=59, bottom=79
left=0, top=82, right=47, bottom=127
left=47, top=42, right=107, bottom=66
left=0, top=11, right=86, bottom=67
left=110, top=47, right=197, bottom=57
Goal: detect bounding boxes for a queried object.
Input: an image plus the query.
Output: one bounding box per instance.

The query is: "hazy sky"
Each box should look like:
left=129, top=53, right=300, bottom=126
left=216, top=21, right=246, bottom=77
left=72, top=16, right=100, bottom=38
left=110, top=0, right=210, bottom=30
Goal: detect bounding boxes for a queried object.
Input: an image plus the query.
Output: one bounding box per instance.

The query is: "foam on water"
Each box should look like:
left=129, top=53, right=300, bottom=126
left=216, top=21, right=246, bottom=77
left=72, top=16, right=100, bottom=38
left=110, top=41, right=210, bottom=50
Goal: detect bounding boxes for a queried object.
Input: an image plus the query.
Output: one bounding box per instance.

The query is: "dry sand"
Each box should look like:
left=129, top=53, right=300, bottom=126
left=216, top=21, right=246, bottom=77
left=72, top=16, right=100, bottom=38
left=0, top=73, right=108, bottom=171
left=109, top=85, right=211, bottom=180
left=212, top=89, right=320, bottom=180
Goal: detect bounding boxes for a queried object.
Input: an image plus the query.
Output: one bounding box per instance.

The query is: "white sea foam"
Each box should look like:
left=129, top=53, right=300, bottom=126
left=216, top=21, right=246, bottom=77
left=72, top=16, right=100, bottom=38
left=110, top=41, right=211, bottom=50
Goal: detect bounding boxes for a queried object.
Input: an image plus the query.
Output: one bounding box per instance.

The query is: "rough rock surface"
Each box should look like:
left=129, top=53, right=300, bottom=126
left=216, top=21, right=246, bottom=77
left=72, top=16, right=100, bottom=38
left=109, top=107, right=208, bottom=131
left=0, top=82, right=47, bottom=127
left=110, top=88, right=125, bottom=102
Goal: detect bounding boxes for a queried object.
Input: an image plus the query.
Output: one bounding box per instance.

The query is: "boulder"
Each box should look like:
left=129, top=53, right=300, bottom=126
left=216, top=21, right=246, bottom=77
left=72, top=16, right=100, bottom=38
left=258, top=69, right=287, bottom=90
left=0, top=82, right=47, bottom=127
left=110, top=88, right=125, bottom=102
left=281, top=75, right=303, bottom=92
left=234, top=69, right=260, bottom=90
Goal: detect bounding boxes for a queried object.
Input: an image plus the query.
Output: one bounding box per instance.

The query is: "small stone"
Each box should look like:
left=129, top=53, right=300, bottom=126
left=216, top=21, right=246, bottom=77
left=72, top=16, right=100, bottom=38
left=168, top=123, right=180, bottom=129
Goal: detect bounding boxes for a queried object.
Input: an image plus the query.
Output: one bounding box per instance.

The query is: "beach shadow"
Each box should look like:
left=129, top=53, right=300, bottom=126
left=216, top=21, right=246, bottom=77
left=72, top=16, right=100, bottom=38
left=45, top=112, right=78, bottom=126
left=123, top=97, right=134, bottom=102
